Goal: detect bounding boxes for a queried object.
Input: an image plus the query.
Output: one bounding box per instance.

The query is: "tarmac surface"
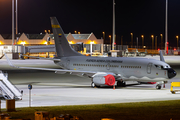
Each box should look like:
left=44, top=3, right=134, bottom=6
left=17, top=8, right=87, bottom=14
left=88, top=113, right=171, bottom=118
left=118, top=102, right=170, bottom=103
left=0, top=56, right=180, bottom=108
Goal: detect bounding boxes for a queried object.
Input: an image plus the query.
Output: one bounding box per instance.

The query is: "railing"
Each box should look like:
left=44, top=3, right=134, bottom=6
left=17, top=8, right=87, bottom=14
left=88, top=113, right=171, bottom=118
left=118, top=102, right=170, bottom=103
left=128, top=48, right=180, bottom=55
left=0, top=71, right=22, bottom=100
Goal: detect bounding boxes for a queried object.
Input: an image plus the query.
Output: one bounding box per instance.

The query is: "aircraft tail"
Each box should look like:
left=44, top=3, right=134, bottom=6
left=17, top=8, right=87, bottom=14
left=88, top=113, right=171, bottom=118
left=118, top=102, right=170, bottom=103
left=50, top=17, right=83, bottom=58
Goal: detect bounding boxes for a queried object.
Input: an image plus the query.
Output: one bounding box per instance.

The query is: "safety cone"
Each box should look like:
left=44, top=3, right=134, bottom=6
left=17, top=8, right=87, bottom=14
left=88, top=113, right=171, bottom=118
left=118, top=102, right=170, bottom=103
left=113, top=85, right=115, bottom=90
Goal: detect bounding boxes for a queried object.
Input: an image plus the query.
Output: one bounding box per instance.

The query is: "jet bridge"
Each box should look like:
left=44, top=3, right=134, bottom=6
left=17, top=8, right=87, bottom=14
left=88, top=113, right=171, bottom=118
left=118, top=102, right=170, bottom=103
left=0, top=71, right=22, bottom=100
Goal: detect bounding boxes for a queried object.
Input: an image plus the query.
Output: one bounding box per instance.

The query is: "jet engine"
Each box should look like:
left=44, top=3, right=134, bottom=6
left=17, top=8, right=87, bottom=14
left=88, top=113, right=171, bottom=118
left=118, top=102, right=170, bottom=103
left=91, top=74, right=115, bottom=87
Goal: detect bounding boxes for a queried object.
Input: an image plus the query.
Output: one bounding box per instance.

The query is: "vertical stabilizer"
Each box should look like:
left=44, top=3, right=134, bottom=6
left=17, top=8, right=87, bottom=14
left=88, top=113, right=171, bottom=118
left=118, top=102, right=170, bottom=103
left=50, top=17, right=83, bottom=57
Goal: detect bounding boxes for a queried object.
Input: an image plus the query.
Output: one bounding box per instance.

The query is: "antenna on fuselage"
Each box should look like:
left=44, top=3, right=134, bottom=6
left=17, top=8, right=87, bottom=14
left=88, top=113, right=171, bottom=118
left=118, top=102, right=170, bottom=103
left=159, top=50, right=165, bottom=62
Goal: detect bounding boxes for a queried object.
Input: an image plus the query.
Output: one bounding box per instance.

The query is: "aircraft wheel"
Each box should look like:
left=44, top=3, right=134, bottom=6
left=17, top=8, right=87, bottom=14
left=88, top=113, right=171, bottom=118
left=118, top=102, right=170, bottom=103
left=117, top=81, right=126, bottom=87
left=91, top=82, right=95, bottom=88
left=117, top=81, right=121, bottom=87
left=123, top=82, right=126, bottom=87
left=156, top=84, right=162, bottom=90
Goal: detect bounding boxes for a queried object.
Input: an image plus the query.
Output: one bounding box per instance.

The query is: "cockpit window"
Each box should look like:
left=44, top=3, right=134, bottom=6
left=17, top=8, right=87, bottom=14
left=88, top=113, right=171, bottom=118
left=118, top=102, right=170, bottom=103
left=164, top=65, right=171, bottom=68
left=154, top=64, right=171, bottom=69
left=154, top=65, right=163, bottom=69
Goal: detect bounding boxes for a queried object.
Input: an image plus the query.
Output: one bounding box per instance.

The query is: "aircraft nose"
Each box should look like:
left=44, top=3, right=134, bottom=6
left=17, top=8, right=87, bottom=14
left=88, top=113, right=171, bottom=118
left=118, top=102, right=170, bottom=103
left=167, top=68, right=176, bottom=79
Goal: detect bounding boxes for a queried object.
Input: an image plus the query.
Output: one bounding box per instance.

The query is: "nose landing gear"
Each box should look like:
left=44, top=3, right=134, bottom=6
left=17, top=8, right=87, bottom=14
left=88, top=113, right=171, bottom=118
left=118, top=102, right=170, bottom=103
left=156, top=81, right=167, bottom=90
left=156, top=84, right=162, bottom=89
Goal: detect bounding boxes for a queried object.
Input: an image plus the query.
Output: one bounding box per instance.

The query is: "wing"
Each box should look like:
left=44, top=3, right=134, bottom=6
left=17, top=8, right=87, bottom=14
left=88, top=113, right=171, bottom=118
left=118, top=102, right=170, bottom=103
left=5, top=54, right=96, bottom=76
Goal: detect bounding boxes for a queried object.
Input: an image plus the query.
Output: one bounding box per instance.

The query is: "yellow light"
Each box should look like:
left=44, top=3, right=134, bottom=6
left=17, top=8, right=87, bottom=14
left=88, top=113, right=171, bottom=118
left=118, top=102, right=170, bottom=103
left=130, top=33, right=133, bottom=35
left=102, top=32, right=105, bottom=34
left=141, top=35, right=144, bottom=38
left=21, top=41, right=26, bottom=45
left=44, top=41, right=47, bottom=45
left=90, top=41, right=94, bottom=44
left=151, top=35, right=154, bottom=38
left=176, top=36, right=179, bottom=39
left=78, top=32, right=80, bottom=34
left=109, top=35, right=111, bottom=38
left=68, top=41, right=73, bottom=44
left=160, top=34, right=163, bottom=36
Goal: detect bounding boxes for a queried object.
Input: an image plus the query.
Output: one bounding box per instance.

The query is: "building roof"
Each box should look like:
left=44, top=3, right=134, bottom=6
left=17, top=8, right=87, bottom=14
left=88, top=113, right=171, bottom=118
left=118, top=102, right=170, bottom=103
left=25, top=34, right=46, bottom=39
left=1, top=34, right=12, bottom=39
left=72, top=34, right=90, bottom=39
left=1, top=34, right=23, bottom=39
left=0, top=33, right=98, bottom=41
left=49, top=34, right=69, bottom=39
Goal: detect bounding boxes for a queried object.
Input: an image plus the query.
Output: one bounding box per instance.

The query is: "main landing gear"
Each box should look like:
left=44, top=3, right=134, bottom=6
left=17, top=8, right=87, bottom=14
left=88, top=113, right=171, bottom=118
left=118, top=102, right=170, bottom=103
left=117, top=81, right=126, bottom=87
left=91, top=82, right=95, bottom=88
left=91, top=82, right=100, bottom=88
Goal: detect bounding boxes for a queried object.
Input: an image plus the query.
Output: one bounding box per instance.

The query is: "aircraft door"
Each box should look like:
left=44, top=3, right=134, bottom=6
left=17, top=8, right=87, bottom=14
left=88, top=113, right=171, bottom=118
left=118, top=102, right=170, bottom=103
left=147, top=63, right=152, bottom=74
left=106, top=63, right=110, bottom=70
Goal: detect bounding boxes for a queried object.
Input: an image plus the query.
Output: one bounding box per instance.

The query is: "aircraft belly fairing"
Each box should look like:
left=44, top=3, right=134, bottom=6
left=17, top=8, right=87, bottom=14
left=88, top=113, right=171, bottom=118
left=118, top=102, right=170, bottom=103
left=122, top=76, right=168, bottom=82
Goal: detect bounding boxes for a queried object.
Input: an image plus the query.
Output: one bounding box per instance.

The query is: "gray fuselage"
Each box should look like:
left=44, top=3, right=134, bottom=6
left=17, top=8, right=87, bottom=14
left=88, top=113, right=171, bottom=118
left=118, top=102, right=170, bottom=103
left=54, top=56, right=172, bottom=82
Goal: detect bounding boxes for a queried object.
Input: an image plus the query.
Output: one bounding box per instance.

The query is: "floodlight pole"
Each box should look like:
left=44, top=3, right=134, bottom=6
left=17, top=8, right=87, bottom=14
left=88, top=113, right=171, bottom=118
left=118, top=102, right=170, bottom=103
left=12, top=0, right=14, bottom=47
left=165, top=0, right=168, bottom=54
left=16, top=0, right=18, bottom=35
left=112, top=0, right=115, bottom=50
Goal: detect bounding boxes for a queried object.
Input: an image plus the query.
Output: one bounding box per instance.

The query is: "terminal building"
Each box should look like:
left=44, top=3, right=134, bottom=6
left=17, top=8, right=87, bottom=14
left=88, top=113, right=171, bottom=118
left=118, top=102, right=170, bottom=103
left=0, top=32, right=103, bottom=46
left=0, top=32, right=104, bottom=58
left=0, top=32, right=127, bottom=59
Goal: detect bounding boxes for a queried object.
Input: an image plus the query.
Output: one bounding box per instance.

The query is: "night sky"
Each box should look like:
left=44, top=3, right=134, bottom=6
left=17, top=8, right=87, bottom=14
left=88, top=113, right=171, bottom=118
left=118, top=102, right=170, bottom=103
left=0, top=0, right=180, bottom=48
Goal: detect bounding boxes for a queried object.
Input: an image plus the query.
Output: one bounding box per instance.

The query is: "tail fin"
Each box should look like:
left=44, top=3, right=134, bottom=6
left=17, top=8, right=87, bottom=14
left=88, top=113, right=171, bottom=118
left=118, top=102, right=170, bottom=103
left=50, top=17, right=83, bottom=57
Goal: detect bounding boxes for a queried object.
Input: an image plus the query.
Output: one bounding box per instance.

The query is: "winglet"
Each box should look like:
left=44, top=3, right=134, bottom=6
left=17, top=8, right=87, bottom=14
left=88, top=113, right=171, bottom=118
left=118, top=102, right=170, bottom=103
left=4, top=54, right=19, bottom=68
left=159, top=50, right=165, bottom=62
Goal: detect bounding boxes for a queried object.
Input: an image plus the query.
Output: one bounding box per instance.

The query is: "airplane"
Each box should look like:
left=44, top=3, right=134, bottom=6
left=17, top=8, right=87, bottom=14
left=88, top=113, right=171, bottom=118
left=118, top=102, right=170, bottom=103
left=5, top=17, right=177, bottom=89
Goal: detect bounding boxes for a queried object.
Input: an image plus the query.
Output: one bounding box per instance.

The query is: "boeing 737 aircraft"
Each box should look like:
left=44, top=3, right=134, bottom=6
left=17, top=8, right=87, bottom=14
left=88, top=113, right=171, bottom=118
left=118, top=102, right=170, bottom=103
left=5, top=17, right=177, bottom=89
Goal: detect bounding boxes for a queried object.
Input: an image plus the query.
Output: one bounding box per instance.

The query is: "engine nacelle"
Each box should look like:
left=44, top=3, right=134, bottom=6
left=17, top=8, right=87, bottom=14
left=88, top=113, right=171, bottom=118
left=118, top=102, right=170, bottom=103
left=93, top=74, right=115, bottom=86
